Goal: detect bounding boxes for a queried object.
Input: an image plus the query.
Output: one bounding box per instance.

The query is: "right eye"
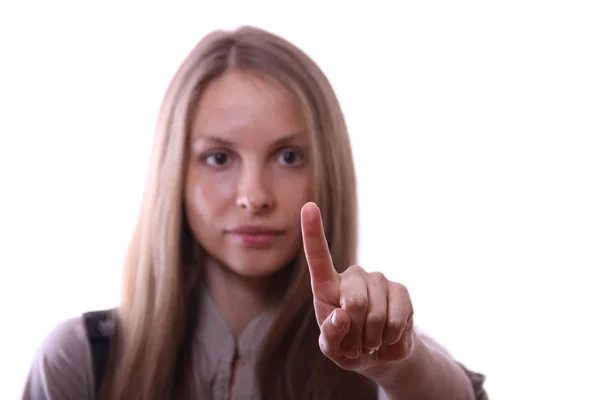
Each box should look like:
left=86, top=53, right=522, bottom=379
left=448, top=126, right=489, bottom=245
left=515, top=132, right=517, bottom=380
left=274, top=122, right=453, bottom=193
left=204, top=152, right=231, bottom=168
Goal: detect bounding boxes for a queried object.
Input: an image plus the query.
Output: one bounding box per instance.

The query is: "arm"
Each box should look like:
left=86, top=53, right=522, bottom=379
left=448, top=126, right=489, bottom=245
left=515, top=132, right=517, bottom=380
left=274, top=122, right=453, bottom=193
left=22, top=317, right=95, bottom=400
left=377, top=332, right=478, bottom=400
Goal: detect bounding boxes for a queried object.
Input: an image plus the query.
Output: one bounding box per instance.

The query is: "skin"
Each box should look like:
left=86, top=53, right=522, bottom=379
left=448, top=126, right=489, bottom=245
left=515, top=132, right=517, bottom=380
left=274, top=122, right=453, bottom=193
left=185, top=69, right=311, bottom=334
left=301, top=203, right=476, bottom=399
left=185, top=69, right=475, bottom=399
left=301, top=202, right=415, bottom=363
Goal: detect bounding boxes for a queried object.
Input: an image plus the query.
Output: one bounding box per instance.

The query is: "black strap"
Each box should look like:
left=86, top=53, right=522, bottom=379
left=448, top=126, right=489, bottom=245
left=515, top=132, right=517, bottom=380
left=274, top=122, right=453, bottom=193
left=83, top=309, right=116, bottom=399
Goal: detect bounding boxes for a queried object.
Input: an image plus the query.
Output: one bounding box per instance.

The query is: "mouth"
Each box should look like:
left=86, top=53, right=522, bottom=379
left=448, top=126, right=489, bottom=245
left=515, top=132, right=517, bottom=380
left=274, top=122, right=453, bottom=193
left=226, top=225, right=285, bottom=247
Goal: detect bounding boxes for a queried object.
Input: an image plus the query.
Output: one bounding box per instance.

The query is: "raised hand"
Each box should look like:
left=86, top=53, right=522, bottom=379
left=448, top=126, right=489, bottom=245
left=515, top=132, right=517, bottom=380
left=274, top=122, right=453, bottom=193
left=300, top=202, right=415, bottom=376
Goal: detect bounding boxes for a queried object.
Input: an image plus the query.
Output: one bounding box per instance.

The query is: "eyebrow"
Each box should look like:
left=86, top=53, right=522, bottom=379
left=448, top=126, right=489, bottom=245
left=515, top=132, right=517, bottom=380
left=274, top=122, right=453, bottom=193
left=192, top=132, right=303, bottom=147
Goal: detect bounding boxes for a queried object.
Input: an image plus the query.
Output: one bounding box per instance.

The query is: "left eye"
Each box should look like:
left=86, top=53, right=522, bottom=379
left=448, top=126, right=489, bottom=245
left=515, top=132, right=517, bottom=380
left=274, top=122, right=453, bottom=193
left=278, top=150, right=303, bottom=166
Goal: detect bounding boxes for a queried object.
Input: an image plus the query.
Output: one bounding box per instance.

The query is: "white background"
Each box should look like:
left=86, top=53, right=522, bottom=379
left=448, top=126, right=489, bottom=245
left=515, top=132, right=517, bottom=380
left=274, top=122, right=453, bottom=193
left=1, top=1, right=599, bottom=399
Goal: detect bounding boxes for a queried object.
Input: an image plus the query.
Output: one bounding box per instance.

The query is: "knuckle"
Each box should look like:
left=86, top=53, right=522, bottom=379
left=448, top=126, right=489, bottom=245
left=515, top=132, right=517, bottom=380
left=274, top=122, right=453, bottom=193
left=366, top=312, right=387, bottom=328
left=343, top=295, right=368, bottom=313
left=390, top=281, right=409, bottom=297
left=368, top=271, right=388, bottom=289
left=385, top=317, right=405, bottom=334
left=370, top=271, right=387, bottom=282
left=346, top=264, right=365, bottom=275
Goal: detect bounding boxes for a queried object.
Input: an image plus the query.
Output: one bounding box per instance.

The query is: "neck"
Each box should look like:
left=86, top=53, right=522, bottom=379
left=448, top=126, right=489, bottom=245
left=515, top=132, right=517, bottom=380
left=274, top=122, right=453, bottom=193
left=203, top=257, right=292, bottom=337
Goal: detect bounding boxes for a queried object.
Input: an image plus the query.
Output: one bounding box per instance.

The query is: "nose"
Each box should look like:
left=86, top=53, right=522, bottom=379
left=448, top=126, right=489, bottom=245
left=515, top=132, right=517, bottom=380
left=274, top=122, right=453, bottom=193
left=235, top=165, right=274, bottom=213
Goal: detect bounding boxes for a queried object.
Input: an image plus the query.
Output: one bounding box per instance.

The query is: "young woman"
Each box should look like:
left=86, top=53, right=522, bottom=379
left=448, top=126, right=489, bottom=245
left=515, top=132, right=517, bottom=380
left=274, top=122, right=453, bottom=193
left=23, top=26, right=487, bottom=400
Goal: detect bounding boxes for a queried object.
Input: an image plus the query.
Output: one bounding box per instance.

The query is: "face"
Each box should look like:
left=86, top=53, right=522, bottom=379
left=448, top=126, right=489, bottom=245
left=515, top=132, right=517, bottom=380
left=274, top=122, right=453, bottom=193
left=185, top=70, right=312, bottom=278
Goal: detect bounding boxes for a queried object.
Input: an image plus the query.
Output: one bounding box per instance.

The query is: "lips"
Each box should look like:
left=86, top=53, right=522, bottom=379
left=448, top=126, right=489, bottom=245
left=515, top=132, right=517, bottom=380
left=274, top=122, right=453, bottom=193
left=227, top=225, right=284, bottom=247
left=229, top=225, right=284, bottom=235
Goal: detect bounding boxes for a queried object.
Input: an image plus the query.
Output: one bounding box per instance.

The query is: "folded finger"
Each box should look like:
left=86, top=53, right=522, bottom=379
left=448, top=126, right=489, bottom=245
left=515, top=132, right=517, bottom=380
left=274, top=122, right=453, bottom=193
left=339, top=266, right=368, bottom=355
left=382, top=282, right=413, bottom=345
left=363, top=272, right=388, bottom=352
left=318, top=308, right=352, bottom=363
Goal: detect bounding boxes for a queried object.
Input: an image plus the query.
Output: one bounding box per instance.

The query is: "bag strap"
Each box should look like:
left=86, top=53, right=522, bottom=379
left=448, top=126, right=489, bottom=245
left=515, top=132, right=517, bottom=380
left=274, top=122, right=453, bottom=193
left=82, top=309, right=116, bottom=399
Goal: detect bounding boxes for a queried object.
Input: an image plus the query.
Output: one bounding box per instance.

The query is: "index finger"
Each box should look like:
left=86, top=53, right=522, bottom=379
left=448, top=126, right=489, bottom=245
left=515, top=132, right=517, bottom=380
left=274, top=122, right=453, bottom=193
left=301, top=202, right=339, bottom=286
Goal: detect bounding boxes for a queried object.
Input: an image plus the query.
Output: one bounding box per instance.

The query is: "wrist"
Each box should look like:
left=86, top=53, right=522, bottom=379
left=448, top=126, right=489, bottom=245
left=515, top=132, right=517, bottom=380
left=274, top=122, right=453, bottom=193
left=372, top=330, right=426, bottom=390
left=373, top=334, right=476, bottom=400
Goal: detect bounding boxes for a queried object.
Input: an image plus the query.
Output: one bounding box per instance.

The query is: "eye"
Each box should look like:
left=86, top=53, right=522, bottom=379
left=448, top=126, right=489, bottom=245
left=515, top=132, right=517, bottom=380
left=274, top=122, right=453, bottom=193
left=278, top=149, right=304, bottom=166
left=204, top=152, right=231, bottom=168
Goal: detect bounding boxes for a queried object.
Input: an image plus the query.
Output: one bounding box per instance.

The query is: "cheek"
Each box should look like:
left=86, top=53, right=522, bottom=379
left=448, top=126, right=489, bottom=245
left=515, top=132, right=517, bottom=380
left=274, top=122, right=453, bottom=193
left=275, top=171, right=312, bottom=212
left=184, top=172, right=234, bottom=225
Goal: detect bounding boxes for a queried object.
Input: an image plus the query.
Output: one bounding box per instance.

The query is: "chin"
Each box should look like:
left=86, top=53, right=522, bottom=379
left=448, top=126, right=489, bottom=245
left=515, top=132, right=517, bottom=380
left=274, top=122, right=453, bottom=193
left=227, top=257, right=293, bottom=279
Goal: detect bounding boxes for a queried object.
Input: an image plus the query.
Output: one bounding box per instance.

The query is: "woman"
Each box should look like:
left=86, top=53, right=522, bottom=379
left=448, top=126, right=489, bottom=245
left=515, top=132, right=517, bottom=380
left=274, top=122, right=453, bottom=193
left=23, top=26, right=487, bottom=400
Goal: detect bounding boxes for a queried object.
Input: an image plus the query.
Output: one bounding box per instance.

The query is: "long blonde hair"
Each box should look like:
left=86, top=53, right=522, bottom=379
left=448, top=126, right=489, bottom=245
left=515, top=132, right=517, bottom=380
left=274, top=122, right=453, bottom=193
left=102, top=26, right=376, bottom=400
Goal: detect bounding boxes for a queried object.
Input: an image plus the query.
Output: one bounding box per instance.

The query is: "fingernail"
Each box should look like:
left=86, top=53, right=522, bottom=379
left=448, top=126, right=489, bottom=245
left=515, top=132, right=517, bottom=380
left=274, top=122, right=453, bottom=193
left=332, top=310, right=343, bottom=329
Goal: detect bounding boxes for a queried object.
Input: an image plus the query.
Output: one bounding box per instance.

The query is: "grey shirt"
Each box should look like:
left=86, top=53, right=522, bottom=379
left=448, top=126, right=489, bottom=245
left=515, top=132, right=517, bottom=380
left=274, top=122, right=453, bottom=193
left=22, top=290, right=486, bottom=399
left=22, top=288, right=282, bottom=400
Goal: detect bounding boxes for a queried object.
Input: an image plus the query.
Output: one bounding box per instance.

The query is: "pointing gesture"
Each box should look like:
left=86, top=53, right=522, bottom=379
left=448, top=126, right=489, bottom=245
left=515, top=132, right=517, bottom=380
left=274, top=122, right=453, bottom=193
left=301, top=202, right=415, bottom=375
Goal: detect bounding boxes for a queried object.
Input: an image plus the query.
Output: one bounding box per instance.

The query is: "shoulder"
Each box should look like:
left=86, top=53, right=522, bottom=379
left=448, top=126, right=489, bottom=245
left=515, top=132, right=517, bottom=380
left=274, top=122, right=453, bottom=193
left=22, top=315, right=96, bottom=400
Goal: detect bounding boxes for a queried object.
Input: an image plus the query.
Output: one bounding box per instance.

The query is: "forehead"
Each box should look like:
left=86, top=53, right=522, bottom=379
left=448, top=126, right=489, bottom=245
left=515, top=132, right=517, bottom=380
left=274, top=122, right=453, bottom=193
left=191, top=70, right=306, bottom=145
